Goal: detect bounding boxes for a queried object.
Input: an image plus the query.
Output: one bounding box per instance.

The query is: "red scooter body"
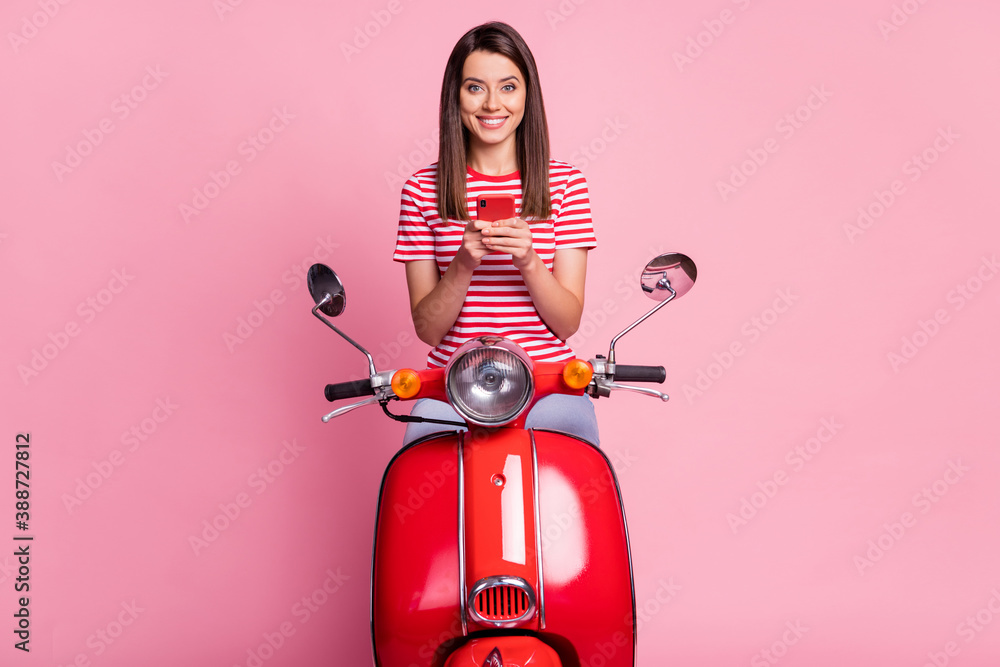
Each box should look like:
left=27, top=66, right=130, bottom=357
left=370, top=364, right=635, bottom=666
left=305, top=252, right=697, bottom=667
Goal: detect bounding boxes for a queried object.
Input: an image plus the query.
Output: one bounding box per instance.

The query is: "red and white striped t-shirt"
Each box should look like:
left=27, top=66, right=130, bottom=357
left=393, top=160, right=597, bottom=368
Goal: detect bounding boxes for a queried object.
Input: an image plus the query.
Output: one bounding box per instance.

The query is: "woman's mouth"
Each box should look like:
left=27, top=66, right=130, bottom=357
left=477, top=116, right=508, bottom=129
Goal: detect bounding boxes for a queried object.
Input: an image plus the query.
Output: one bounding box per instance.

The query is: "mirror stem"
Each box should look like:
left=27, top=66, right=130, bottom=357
left=608, top=281, right=677, bottom=367
left=312, top=296, right=378, bottom=377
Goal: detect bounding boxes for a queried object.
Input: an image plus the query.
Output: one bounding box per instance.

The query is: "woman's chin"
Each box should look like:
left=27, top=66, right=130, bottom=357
left=469, top=133, right=515, bottom=150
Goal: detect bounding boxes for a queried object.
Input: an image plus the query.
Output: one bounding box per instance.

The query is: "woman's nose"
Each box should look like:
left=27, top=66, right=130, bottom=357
left=484, top=90, right=501, bottom=110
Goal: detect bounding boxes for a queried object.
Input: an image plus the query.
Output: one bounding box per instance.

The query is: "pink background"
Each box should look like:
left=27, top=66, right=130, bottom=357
left=2, top=0, right=999, bottom=665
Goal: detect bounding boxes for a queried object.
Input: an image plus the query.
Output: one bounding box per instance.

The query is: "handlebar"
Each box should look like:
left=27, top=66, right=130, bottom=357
left=322, top=362, right=665, bottom=407
left=325, top=378, right=375, bottom=402
left=613, top=365, right=666, bottom=383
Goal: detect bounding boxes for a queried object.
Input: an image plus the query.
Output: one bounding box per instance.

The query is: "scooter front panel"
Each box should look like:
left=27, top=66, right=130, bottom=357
left=372, top=433, right=465, bottom=666
left=533, top=430, right=636, bottom=667
left=462, top=428, right=541, bottom=632
left=371, top=428, right=635, bottom=667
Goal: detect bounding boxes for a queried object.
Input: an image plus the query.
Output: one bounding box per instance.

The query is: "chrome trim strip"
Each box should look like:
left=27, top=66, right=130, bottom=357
left=467, top=575, right=537, bottom=628
left=530, top=429, right=546, bottom=629
left=370, top=503, right=378, bottom=667
left=458, top=434, right=468, bottom=636
left=617, top=470, right=638, bottom=658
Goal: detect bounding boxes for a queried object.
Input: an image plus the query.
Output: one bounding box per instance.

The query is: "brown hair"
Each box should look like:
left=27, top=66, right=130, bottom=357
left=437, top=22, right=551, bottom=222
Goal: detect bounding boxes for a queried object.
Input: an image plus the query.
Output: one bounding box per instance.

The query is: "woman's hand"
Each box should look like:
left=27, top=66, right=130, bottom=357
left=480, top=217, right=536, bottom=269
left=454, top=218, right=494, bottom=270
left=479, top=217, right=588, bottom=340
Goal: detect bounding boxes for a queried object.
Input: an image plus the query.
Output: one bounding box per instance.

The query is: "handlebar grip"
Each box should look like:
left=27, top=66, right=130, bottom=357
left=325, top=378, right=375, bottom=402
left=614, top=365, right=666, bottom=383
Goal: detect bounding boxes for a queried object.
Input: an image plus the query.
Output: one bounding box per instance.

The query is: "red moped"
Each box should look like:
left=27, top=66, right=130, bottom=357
left=306, top=252, right=697, bottom=667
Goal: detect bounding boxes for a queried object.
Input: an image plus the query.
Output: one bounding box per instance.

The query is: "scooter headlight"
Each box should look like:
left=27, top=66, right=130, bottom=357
left=445, top=337, right=534, bottom=427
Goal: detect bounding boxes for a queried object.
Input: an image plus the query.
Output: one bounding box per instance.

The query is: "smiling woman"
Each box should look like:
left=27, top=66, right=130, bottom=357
left=392, top=22, right=600, bottom=446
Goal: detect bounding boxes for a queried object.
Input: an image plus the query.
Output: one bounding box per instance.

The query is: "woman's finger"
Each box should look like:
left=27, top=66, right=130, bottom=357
left=483, top=236, right=527, bottom=249
left=484, top=224, right=530, bottom=239
left=491, top=219, right=526, bottom=230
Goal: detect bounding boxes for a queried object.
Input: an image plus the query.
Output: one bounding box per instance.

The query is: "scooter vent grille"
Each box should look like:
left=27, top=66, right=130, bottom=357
left=467, top=576, right=536, bottom=627
left=474, top=585, right=530, bottom=621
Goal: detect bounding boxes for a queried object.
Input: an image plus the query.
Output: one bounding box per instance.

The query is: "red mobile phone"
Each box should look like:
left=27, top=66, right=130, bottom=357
left=476, top=194, right=516, bottom=222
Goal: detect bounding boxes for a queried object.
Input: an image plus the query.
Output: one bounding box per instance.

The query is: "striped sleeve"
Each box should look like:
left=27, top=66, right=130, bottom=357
left=392, top=174, right=435, bottom=262
left=553, top=166, right=597, bottom=250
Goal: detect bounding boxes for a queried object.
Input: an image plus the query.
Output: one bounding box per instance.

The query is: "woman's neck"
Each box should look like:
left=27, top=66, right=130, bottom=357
left=467, top=138, right=518, bottom=176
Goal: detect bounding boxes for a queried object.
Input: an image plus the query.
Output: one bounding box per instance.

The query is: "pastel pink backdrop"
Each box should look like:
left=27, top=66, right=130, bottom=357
left=2, top=0, right=998, bottom=665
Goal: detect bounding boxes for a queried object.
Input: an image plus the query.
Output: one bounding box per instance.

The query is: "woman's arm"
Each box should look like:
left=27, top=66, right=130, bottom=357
left=481, top=219, right=588, bottom=340
left=405, top=260, right=471, bottom=347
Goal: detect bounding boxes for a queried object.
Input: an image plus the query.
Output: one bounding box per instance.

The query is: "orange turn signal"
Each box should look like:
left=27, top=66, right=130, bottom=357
left=562, top=359, right=593, bottom=390
left=391, top=369, right=422, bottom=399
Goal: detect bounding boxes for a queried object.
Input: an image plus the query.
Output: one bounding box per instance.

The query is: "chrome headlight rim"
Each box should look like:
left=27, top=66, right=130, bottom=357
left=444, top=337, right=534, bottom=427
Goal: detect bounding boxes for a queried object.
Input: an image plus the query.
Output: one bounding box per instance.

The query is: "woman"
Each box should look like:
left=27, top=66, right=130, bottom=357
left=393, top=21, right=599, bottom=445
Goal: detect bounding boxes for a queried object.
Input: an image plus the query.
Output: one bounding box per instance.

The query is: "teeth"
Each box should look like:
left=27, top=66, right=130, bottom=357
left=481, top=117, right=505, bottom=125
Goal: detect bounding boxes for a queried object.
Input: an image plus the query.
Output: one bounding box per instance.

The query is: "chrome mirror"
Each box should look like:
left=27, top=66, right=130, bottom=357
left=641, top=253, right=697, bottom=302
left=307, top=264, right=346, bottom=317
left=609, top=252, right=697, bottom=368
left=306, top=264, right=376, bottom=377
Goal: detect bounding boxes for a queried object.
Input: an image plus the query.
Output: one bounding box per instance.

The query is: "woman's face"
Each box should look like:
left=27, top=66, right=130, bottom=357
left=459, top=50, right=526, bottom=152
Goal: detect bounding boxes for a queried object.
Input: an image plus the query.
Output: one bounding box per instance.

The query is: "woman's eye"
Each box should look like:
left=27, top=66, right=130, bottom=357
left=502, top=84, right=516, bottom=92
left=468, top=84, right=483, bottom=93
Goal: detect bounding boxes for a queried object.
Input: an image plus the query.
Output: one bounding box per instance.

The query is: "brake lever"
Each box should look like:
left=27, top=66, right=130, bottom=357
left=321, top=395, right=382, bottom=422
left=603, top=381, right=670, bottom=402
